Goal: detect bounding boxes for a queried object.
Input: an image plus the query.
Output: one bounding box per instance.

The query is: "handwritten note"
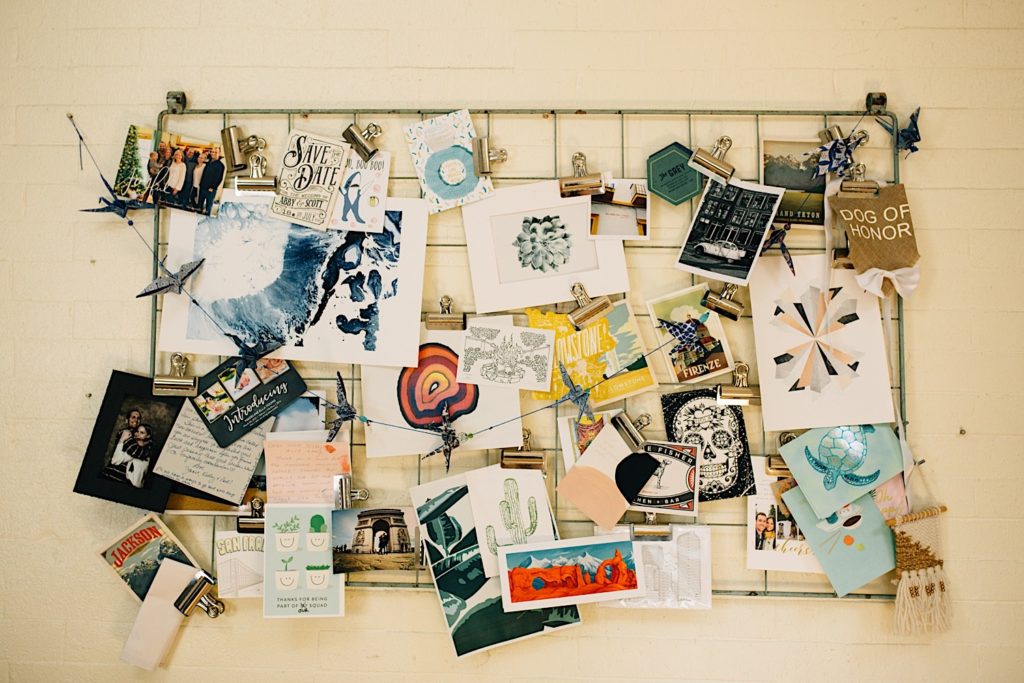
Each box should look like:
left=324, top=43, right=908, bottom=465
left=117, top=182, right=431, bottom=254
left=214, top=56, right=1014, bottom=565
left=264, top=440, right=351, bottom=504
left=154, top=406, right=272, bottom=504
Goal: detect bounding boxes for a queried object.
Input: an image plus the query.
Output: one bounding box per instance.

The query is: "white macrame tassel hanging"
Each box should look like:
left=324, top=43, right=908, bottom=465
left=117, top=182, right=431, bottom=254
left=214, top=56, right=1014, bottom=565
left=888, top=506, right=951, bottom=635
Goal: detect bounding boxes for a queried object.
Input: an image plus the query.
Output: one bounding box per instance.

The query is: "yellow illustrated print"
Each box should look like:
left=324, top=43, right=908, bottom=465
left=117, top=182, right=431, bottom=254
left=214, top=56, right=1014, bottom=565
left=526, top=308, right=616, bottom=402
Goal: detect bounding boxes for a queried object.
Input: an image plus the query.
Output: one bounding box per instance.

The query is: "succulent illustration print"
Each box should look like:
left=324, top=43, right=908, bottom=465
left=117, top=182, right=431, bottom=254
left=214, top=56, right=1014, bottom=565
left=514, top=215, right=572, bottom=272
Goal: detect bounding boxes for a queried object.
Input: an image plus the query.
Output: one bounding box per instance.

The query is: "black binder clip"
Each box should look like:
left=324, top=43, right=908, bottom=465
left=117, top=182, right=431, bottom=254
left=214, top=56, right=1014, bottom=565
left=567, top=282, right=614, bottom=330
left=343, top=122, right=384, bottom=162
left=152, top=353, right=199, bottom=397
left=237, top=497, right=265, bottom=534
left=687, top=136, right=734, bottom=185
left=425, top=295, right=466, bottom=330
left=701, top=283, right=744, bottom=321
left=473, top=136, right=508, bottom=176
left=500, top=428, right=546, bottom=473
left=559, top=152, right=606, bottom=198
left=716, top=361, right=759, bottom=406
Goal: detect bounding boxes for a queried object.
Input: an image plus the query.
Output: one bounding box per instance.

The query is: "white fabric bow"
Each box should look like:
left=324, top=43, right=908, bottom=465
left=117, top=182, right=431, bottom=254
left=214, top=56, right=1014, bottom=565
left=856, top=265, right=921, bottom=299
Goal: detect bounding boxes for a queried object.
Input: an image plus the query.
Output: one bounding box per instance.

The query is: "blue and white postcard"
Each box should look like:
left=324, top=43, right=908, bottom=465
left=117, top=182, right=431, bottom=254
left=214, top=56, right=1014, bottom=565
left=263, top=504, right=344, bottom=618
left=782, top=487, right=895, bottom=597
left=329, top=151, right=391, bottom=233
left=404, top=109, right=492, bottom=214
left=780, top=424, right=902, bottom=519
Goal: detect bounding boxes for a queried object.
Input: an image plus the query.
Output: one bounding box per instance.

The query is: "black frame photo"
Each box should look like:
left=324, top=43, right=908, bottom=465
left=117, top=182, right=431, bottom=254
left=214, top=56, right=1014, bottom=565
left=73, top=371, right=184, bottom=512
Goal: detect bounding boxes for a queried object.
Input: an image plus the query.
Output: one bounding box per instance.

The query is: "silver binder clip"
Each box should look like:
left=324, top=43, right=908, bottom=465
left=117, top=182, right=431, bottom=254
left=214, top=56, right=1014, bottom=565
left=687, top=136, right=734, bottom=184
left=237, top=497, right=265, bottom=534
left=174, top=569, right=225, bottom=618
left=837, top=163, right=880, bottom=197
left=630, top=511, right=673, bottom=540
left=220, top=126, right=265, bottom=175
left=818, top=125, right=846, bottom=144
left=567, top=282, right=614, bottom=330
left=472, top=136, right=508, bottom=176
left=152, top=353, right=199, bottom=397
left=701, top=283, right=744, bottom=321
left=500, top=428, right=546, bottom=473
left=425, top=295, right=466, bottom=330
left=235, top=141, right=279, bottom=194
left=342, top=122, right=383, bottom=162
left=611, top=412, right=652, bottom=452
left=766, top=432, right=797, bottom=476
left=559, top=152, right=606, bottom=198
left=333, top=475, right=370, bottom=510
left=716, top=361, right=760, bottom=406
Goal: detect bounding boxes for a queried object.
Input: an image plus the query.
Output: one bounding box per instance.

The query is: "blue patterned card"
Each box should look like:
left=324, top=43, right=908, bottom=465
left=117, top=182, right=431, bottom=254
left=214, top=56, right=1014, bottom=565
left=404, top=109, right=493, bottom=214
left=780, top=424, right=903, bottom=519
left=782, top=486, right=895, bottom=597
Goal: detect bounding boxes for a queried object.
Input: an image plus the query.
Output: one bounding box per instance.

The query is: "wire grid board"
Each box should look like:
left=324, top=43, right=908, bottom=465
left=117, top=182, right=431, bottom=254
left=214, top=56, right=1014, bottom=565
left=150, top=105, right=905, bottom=600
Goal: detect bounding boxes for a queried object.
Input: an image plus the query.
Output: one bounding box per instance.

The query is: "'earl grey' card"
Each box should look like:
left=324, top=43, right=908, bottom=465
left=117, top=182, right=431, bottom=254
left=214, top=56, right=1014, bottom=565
left=188, top=357, right=306, bottom=447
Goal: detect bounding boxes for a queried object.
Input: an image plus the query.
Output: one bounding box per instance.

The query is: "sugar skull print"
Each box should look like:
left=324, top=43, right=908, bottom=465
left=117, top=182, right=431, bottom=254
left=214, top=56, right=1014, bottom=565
left=661, top=388, right=755, bottom=502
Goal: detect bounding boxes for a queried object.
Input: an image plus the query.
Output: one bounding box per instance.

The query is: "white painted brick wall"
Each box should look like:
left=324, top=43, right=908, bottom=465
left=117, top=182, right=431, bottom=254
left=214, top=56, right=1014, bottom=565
left=1, top=0, right=1022, bottom=680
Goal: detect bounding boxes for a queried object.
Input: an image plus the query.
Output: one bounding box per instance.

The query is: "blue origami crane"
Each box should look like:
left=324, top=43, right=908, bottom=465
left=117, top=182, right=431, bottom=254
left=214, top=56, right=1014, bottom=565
left=813, top=133, right=868, bottom=178
left=760, top=224, right=795, bottom=275
left=658, top=315, right=711, bottom=357
left=877, top=107, right=921, bottom=157
left=136, top=258, right=205, bottom=298
left=323, top=372, right=360, bottom=442
left=558, top=361, right=594, bottom=423
left=421, top=402, right=463, bottom=472
left=227, top=334, right=284, bottom=390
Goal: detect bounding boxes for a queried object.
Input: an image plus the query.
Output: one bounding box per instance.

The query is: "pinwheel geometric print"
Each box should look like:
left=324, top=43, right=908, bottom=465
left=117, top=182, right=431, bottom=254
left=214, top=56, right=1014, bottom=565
left=771, top=284, right=861, bottom=393
left=750, top=254, right=894, bottom=432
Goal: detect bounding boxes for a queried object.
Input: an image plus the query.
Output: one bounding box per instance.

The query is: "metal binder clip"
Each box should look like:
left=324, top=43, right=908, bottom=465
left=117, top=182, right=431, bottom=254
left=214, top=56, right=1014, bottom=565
left=174, top=569, right=225, bottom=618
left=766, top=432, right=797, bottom=476
left=235, top=142, right=279, bottom=194
left=472, top=136, right=508, bottom=176
left=334, top=475, right=370, bottom=510
left=237, top=497, right=265, bottom=534
left=716, top=361, right=759, bottom=406
left=701, top=283, right=744, bottom=321
left=425, top=295, right=466, bottom=330
left=865, top=92, right=887, bottom=115
left=611, top=412, right=652, bottom=453
left=819, top=125, right=846, bottom=144
left=342, top=122, right=383, bottom=162
left=567, top=282, right=614, bottom=330
left=687, top=136, right=734, bottom=184
left=838, top=163, right=880, bottom=197
left=152, top=353, right=198, bottom=397
left=631, top=511, right=672, bottom=539
left=500, top=428, right=546, bottom=472
left=220, top=126, right=265, bottom=174
left=559, top=152, right=606, bottom=198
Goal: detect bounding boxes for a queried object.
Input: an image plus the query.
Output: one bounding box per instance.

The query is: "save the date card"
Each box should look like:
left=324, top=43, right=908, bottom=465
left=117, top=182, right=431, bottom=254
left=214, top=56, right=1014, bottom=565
left=189, top=357, right=306, bottom=447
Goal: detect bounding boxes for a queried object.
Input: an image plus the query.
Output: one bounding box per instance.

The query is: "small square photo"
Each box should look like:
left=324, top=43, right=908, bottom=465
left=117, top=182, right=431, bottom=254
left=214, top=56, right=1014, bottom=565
left=196, top=383, right=235, bottom=422
left=218, top=366, right=261, bottom=400
left=255, top=357, right=289, bottom=382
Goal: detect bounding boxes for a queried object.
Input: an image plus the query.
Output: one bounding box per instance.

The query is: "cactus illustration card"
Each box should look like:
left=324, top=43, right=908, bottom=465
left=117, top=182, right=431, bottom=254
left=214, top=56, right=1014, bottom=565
left=466, top=465, right=558, bottom=577
left=463, top=181, right=629, bottom=313
left=782, top=487, right=895, bottom=597
left=328, top=151, right=391, bottom=233
left=330, top=507, right=420, bottom=574
left=411, top=473, right=580, bottom=658
left=457, top=322, right=555, bottom=392
left=497, top=534, right=645, bottom=612
left=404, top=109, right=492, bottom=214
left=780, top=424, right=903, bottom=519
left=646, top=283, right=734, bottom=384
left=263, top=504, right=344, bottom=618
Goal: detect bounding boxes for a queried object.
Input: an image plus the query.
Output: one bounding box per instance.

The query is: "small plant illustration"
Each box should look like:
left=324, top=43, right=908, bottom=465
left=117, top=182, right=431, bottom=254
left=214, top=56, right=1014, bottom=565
left=305, top=564, right=331, bottom=571
left=281, top=556, right=294, bottom=571
left=513, top=214, right=572, bottom=272
left=309, top=514, right=327, bottom=533
left=272, top=515, right=300, bottom=533
left=486, top=477, right=539, bottom=555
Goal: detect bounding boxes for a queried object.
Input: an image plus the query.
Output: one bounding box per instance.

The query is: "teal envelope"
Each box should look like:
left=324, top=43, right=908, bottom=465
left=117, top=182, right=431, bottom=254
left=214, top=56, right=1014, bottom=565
left=782, top=487, right=895, bottom=597
left=780, top=424, right=903, bottom=519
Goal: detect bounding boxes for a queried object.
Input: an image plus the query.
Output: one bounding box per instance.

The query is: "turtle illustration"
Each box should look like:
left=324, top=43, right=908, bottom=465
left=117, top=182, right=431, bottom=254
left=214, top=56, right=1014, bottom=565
left=804, top=425, right=880, bottom=490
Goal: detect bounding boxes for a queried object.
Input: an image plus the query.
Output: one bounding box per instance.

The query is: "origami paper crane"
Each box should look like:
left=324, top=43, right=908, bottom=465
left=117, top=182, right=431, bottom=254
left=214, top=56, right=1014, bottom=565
left=558, top=361, right=594, bottom=423
left=136, top=258, right=205, bottom=298
left=421, top=403, right=463, bottom=472
left=813, top=132, right=868, bottom=178
left=658, top=314, right=712, bottom=358
left=323, top=372, right=359, bottom=442
left=227, top=334, right=284, bottom=390
left=877, top=107, right=921, bottom=157
left=760, top=224, right=795, bottom=275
